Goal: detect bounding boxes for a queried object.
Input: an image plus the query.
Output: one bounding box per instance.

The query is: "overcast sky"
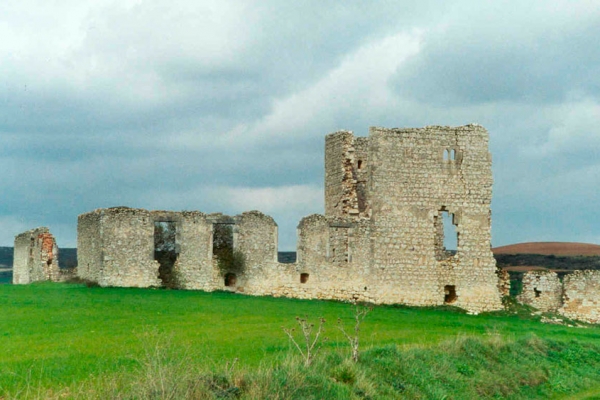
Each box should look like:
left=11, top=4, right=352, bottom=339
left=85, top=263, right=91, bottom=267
left=1, top=1, right=599, bottom=250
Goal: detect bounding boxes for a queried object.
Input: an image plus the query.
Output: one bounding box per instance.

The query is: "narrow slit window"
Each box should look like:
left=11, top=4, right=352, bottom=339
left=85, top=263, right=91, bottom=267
left=435, top=209, right=459, bottom=260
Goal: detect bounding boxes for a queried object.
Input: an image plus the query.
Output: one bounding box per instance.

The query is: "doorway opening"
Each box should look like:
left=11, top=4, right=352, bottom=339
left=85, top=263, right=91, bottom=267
left=154, top=221, right=178, bottom=288
left=444, top=285, right=457, bottom=304
left=224, top=273, right=237, bottom=287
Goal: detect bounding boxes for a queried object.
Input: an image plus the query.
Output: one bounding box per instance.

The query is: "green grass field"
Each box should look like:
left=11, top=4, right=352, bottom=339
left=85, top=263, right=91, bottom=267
left=1, top=282, right=600, bottom=398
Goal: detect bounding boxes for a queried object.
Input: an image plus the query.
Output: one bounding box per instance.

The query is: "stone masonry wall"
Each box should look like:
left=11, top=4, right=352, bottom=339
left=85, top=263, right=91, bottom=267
left=13, top=227, right=60, bottom=284
left=559, top=270, right=600, bottom=324
left=517, top=270, right=563, bottom=312
left=319, top=125, right=502, bottom=312
left=171, top=211, right=214, bottom=291
left=235, top=211, right=278, bottom=289
left=78, top=207, right=216, bottom=289
left=74, top=124, right=503, bottom=314
left=77, top=211, right=103, bottom=282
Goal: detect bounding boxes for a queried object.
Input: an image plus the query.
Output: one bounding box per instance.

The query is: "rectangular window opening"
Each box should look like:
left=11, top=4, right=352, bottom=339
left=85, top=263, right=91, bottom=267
left=435, top=209, right=459, bottom=261
left=214, top=223, right=241, bottom=280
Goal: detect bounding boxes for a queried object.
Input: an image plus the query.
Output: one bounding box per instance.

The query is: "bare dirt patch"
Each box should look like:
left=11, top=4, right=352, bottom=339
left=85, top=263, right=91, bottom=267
left=493, top=242, right=600, bottom=256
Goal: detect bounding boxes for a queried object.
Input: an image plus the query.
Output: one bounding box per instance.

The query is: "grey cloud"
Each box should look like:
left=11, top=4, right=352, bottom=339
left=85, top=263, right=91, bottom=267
left=391, top=10, right=600, bottom=105
left=2, top=1, right=599, bottom=252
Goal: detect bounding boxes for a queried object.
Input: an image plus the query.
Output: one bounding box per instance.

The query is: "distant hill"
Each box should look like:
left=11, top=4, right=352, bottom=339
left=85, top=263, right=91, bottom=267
left=0, top=247, right=77, bottom=269
left=493, top=242, right=600, bottom=256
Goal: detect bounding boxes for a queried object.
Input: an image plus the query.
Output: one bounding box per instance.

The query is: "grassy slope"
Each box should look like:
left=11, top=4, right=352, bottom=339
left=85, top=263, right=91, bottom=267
left=1, top=283, right=600, bottom=397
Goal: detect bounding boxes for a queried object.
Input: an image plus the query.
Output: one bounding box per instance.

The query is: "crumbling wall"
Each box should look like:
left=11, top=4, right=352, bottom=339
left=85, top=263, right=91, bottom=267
left=79, top=208, right=160, bottom=287
left=517, top=270, right=562, bottom=312
left=171, top=211, right=213, bottom=290
left=559, top=270, right=600, bottom=324
left=363, top=125, right=501, bottom=312
left=496, top=268, right=511, bottom=297
left=77, top=210, right=104, bottom=283
left=325, top=131, right=360, bottom=218
left=13, top=227, right=60, bottom=284
left=73, top=124, right=503, bottom=314
left=236, top=211, right=278, bottom=279
left=77, top=208, right=227, bottom=290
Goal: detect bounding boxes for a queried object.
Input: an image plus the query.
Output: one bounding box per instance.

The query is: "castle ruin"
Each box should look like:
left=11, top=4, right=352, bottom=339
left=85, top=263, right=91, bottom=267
left=76, top=125, right=503, bottom=313
left=517, top=270, right=600, bottom=324
left=13, top=227, right=60, bottom=284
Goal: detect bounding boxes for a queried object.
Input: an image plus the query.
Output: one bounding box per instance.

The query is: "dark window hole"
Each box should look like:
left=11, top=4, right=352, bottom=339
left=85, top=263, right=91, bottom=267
left=225, top=273, right=237, bottom=287
left=300, top=273, right=309, bottom=284
left=444, top=285, right=457, bottom=304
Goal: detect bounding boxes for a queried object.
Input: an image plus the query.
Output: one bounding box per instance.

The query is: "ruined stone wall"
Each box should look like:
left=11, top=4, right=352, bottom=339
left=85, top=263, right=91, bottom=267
left=77, top=211, right=103, bottom=282
left=496, top=268, right=511, bottom=297
left=367, top=126, right=500, bottom=311
left=172, top=211, right=214, bottom=290
left=325, top=131, right=360, bottom=218
left=354, top=137, right=370, bottom=216
left=559, top=270, right=600, bottom=324
left=13, top=227, right=60, bottom=284
left=325, top=125, right=502, bottom=312
left=235, top=211, right=278, bottom=287
left=79, top=208, right=160, bottom=287
left=517, top=270, right=562, bottom=312
left=73, top=124, right=502, bottom=314
left=78, top=208, right=217, bottom=289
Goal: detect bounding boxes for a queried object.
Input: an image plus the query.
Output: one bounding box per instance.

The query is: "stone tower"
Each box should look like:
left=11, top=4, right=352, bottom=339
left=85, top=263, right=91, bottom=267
left=13, top=227, right=60, bottom=284
left=323, top=124, right=502, bottom=311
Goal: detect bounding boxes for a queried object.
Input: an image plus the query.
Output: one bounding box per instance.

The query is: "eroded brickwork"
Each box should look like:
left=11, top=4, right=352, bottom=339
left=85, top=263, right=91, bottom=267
left=13, top=227, right=60, bottom=284
left=517, top=270, right=563, bottom=312
left=559, top=270, right=600, bottom=324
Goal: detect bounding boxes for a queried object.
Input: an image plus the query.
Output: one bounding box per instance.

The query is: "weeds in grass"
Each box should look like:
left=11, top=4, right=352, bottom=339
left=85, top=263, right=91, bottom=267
left=5, top=335, right=600, bottom=399
left=337, top=302, right=373, bottom=362
left=282, top=316, right=327, bottom=367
